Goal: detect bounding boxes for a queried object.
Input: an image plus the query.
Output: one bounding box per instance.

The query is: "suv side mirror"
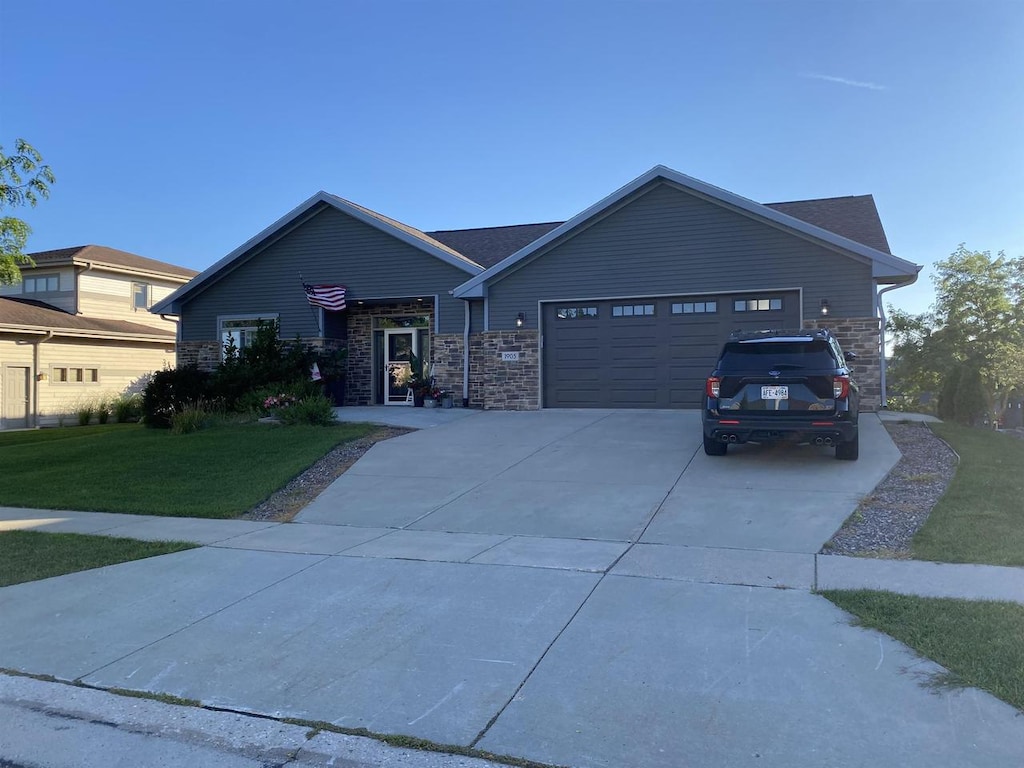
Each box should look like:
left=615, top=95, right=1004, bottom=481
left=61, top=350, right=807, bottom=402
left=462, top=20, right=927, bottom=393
left=845, top=351, right=858, bottom=361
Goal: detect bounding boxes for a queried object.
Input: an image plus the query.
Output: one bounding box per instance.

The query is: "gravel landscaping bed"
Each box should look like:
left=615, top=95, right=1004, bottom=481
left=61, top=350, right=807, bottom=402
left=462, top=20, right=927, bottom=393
left=824, top=420, right=958, bottom=557
left=241, top=426, right=412, bottom=522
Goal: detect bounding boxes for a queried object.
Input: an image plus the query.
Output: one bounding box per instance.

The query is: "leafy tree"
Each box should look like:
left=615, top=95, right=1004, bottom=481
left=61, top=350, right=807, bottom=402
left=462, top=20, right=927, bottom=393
left=1, top=139, right=56, bottom=284
left=888, top=244, right=1024, bottom=424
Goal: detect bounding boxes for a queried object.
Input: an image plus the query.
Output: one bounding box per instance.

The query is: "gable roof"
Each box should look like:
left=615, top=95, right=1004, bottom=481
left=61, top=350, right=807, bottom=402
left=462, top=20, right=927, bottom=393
left=0, top=297, right=175, bottom=340
left=28, top=245, right=198, bottom=281
left=152, top=191, right=484, bottom=315
left=452, top=165, right=920, bottom=298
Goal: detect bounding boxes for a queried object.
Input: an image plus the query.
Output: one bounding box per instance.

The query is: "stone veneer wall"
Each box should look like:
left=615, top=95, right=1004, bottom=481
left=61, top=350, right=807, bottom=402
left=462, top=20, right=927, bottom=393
left=468, top=330, right=540, bottom=410
left=803, top=316, right=881, bottom=411
left=177, top=340, right=221, bottom=371
left=431, top=333, right=465, bottom=404
left=345, top=302, right=432, bottom=406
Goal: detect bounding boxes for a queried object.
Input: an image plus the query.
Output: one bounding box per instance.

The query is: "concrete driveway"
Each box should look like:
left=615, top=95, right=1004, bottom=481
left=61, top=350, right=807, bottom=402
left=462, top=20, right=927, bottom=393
left=2, top=409, right=1023, bottom=767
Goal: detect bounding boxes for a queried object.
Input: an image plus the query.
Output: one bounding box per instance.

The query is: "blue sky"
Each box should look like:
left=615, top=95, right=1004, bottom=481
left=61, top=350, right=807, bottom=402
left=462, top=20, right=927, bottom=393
left=2, top=0, right=1021, bottom=316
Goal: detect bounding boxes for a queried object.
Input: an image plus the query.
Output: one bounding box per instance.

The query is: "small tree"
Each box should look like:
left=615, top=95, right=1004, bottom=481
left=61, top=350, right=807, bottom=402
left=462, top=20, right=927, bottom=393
left=1, top=139, right=56, bottom=284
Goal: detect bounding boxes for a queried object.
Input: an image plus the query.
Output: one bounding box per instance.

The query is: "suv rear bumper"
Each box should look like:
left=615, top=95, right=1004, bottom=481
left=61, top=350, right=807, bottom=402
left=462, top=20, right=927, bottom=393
left=702, top=415, right=858, bottom=445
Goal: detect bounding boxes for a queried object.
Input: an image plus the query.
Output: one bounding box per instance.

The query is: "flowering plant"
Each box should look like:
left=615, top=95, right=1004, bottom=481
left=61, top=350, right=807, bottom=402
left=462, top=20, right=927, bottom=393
left=263, top=393, right=297, bottom=411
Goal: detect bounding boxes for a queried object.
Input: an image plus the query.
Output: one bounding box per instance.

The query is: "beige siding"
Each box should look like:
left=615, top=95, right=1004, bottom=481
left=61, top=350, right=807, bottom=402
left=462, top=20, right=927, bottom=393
left=36, top=339, right=174, bottom=426
left=78, top=271, right=185, bottom=332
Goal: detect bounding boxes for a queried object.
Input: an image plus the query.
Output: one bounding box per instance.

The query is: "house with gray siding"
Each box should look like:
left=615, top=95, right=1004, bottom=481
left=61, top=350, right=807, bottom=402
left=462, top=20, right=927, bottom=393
left=153, top=165, right=920, bottom=411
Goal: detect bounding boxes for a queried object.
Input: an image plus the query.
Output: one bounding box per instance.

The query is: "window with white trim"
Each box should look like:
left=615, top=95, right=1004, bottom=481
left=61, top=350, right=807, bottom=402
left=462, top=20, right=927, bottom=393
left=52, top=366, right=99, bottom=384
left=612, top=304, right=655, bottom=317
left=132, top=282, right=151, bottom=310
left=671, top=301, right=717, bottom=314
left=24, top=274, right=59, bottom=293
left=219, top=315, right=278, bottom=357
left=733, top=297, right=783, bottom=312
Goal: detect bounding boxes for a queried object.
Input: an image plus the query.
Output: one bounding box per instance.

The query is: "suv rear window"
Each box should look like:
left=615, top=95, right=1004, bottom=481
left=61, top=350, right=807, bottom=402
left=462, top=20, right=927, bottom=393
left=719, top=339, right=837, bottom=370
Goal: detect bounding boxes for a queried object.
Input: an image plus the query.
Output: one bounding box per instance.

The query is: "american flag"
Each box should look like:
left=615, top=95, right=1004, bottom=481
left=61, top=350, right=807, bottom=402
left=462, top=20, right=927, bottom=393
left=303, top=283, right=347, bottom=311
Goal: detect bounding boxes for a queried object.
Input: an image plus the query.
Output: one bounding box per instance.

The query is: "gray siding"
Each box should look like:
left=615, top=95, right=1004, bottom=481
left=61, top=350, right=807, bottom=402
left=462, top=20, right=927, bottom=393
left=486, top=182, right=875, bottom=330
left=181, top=205, right=474, bottom=340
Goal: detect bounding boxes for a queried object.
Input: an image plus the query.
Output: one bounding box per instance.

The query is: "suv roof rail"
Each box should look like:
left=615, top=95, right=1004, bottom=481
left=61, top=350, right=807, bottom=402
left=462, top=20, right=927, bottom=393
left=727, top=328, right=832, bottom=342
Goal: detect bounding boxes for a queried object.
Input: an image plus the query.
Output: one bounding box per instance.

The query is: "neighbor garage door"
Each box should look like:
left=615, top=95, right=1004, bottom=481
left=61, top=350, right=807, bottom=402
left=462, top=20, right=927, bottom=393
left=542, top=291, right=800, bottom=408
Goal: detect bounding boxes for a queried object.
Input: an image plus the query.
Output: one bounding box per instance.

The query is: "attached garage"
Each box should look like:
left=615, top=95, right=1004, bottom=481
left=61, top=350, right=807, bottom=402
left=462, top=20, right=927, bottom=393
left=541, top=290, right=801, bottom=408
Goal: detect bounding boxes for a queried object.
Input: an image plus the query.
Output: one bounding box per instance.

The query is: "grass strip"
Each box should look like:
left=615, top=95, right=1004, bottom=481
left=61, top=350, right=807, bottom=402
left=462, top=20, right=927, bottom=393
left=0, top=531, right=195, bottom=587
left=0, top=422, right=375, bottom=518
left=911, top=423, right=1024, bottom=566
left=823, top=589, right=1024, bottom=711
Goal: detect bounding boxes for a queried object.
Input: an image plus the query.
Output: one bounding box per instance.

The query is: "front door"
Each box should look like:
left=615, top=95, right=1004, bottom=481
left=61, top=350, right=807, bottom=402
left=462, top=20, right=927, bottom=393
left=384, top=329, right=419, bottom=405
left=3, top=366, right=31, bottom=429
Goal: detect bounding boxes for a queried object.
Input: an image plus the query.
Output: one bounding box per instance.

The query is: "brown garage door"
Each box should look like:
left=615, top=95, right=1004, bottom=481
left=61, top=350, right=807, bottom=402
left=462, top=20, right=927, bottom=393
left=542, top=292, right=801, bottom=408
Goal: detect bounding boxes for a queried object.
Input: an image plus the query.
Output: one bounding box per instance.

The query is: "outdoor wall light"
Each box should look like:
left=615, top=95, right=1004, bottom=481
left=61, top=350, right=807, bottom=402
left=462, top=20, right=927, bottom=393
left=820, top=299, right=830, bottom=316
left=515, top=312, right=525, bottom=328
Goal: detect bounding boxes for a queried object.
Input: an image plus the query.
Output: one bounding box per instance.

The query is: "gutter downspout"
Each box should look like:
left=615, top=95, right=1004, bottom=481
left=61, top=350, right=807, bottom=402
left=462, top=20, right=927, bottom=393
left=462, top=300, right=470, bottom=408
left=76, top=261, right=94, bottom=315
left=32, top=331, right=54, bottom=427
left=877, top=275, right=918, bottom=409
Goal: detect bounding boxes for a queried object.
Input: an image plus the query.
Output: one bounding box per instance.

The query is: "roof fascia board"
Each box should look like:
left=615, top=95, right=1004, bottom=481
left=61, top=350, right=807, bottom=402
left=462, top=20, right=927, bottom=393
left=323, top=194, right=483, bottom=275
left=0, top=324, right=174, bottom=342
left=153, top=191, right=482, bottom=315
left=453, top=165, right=919, bottom=297
left=453, top=168, right=664, bottom=297
left=152, top=194, right=333, bottom=314
left=72, top=260, right=194, bottom=282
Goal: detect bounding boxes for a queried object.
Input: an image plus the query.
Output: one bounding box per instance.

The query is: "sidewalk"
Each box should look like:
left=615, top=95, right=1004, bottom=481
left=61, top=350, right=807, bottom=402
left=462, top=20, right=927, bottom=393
left=3, top=507, right=1022, bottom=604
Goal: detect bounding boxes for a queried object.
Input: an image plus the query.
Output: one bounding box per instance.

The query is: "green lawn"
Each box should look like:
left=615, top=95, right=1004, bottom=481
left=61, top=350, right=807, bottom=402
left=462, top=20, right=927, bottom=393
left=0, top=530, right=195, bottom=587
left=912, top=423, right=1024, bottom=566
left=824, top=589, right=1024, bottom=712
left=0, top=422, right=375, bottom=518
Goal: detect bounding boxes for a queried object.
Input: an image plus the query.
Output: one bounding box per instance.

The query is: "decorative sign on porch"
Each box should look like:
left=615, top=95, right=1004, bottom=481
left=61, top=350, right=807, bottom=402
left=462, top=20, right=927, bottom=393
left=501, top=351, right=520, bottom=362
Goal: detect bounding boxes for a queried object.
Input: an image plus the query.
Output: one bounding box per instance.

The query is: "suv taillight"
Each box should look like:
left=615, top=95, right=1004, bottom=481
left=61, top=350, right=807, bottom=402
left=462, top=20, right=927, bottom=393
left=706, top=377, right=721, bottom=398
left=833, top=376, right=850, bottom=399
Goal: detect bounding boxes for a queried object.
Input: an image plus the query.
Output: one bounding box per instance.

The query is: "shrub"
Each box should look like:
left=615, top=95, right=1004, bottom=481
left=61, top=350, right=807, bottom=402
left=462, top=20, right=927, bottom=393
left=169, top=400, right=213, bottom=435
left=112, top=393, right=143, bottom=423
left=142, top=366, right=213, bottom=428
left=96, top=399, right=111, bottom=424
left=277, top=394, right=337, bottom=426
left=76, top=402, right=95, bottom=426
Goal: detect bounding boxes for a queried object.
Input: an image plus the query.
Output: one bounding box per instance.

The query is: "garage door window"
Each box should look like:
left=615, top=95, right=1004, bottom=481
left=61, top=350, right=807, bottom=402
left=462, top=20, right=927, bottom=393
left=612, top=304, right=654, bottom=317
left=672, top=301, right=717, bottom=314
left=556, top=307, right=598, bottom=319
left=734, top=298, right=783, bottom=312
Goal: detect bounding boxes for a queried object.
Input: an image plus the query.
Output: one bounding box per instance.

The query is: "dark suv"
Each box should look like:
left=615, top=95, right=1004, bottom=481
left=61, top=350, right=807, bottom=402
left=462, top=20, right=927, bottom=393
left=701, top=328, right=860, bottom=460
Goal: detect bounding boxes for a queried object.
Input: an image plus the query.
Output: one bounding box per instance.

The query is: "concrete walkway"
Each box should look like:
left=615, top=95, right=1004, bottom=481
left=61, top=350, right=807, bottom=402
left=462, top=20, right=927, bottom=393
left=3, top=409, right=1024, bottom=768
left=2, top=506, right=1022, bottom=603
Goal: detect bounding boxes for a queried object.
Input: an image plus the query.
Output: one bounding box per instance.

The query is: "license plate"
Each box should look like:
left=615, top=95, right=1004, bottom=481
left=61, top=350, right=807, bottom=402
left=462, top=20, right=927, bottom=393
left=761, top=386, right=789, bottom=400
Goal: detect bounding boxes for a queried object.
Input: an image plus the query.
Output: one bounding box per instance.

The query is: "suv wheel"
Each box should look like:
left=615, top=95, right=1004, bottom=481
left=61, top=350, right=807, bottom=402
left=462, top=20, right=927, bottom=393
left=835, top=432, right=859, bottom=461
left=703, top=434, right=727, bottom=456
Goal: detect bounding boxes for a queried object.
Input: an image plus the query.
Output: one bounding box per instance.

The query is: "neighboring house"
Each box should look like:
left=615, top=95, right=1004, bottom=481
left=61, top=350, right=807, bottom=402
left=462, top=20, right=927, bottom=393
left=154, top=165, right=920, bottom=411
left=0, top=246, right=198, bottom=429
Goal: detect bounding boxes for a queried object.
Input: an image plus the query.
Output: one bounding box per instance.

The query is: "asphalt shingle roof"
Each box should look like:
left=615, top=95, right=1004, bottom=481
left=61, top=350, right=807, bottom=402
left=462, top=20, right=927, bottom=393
left=0, top=297, right=175, bottom=338
left=27, top=245, right=199, bottom=280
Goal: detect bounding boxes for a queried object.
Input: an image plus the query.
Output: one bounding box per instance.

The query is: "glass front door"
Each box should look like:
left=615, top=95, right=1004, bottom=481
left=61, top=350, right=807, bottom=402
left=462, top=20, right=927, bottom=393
left=384, top=329, right=419, bottom=405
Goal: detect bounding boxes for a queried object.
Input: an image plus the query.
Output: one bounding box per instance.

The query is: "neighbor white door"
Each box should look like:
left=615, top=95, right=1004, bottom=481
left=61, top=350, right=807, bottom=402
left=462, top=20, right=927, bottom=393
left=2, top=366, right=31, bottom=429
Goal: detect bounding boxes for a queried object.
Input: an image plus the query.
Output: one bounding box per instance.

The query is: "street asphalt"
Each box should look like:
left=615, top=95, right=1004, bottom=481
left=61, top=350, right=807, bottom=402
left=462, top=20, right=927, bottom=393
left=1, top=408, right=1023, bottom=767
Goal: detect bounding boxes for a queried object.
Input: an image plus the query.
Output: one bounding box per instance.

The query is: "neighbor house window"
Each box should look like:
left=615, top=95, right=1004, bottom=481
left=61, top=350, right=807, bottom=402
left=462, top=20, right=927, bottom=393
left=734, top=297, right=783, bottom=312
left=555, top=307, right=598, bottom=319
left=612, top=304, right=655, bottom=317
left=51, top=366, right=99, bottom=384
left=24, top=274, right=59, bottom=293
left=219, top=315, right=278, bottom=357
left=672, top=301, right=717, bottom=314
left=132, top=282, right=151, bottom=310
